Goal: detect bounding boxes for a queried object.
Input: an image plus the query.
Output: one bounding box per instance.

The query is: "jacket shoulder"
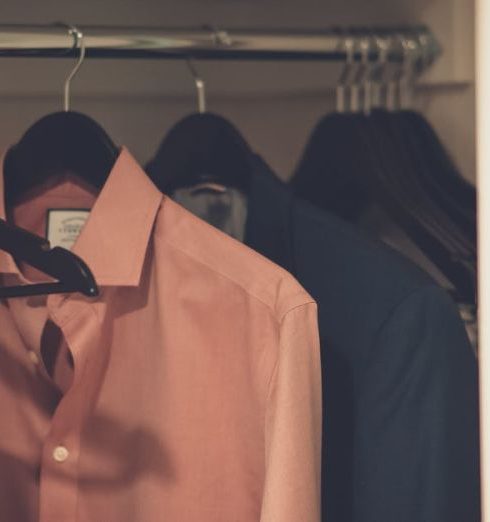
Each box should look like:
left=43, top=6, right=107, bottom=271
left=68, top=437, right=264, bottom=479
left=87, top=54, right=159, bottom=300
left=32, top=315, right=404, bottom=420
left=290, top=198, right=451, bottom=344
left=293, top=198, right=437, bottom=295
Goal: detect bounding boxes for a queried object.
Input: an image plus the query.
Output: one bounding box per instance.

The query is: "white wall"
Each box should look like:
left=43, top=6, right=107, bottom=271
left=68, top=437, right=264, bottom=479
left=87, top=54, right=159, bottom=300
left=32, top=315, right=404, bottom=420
left=0, top=0, right=475, bottom=182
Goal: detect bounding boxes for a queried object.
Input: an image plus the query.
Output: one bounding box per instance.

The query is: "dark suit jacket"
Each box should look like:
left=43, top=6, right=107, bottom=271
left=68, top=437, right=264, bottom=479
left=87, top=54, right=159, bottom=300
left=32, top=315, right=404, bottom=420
left=243, top=155, right=480, bottom=522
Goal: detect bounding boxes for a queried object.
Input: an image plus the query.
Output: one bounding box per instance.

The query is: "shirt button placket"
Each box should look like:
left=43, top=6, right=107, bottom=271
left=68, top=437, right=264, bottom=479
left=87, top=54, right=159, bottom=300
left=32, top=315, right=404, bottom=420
left=39, top=300, right=91, bottom=521
left=39, top=440, right=79, bottom=522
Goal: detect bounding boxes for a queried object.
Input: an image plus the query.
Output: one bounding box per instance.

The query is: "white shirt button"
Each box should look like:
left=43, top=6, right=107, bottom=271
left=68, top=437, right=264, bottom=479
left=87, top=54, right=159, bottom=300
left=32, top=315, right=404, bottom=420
left=53, top=445, right=69, bottom=463
left=28, top=350, right=40, bottom=365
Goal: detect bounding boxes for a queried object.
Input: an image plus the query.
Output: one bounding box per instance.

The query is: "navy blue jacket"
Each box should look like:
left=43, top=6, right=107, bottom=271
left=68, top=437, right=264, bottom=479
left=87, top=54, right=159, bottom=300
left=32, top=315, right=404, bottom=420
left=244, top=155, right=480, bottom=522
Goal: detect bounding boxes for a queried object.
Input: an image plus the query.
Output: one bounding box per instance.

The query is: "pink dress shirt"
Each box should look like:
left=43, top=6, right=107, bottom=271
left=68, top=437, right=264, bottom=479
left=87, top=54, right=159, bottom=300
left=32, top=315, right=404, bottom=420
left=0, top=147, right=322, bottom=521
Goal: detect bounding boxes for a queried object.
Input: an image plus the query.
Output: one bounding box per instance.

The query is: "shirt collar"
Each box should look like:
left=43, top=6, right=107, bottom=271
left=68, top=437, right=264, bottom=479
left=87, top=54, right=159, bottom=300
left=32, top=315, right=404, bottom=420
left=244, top=154, right=295, bottom=274
left=0, top=147, right=163, bottom=287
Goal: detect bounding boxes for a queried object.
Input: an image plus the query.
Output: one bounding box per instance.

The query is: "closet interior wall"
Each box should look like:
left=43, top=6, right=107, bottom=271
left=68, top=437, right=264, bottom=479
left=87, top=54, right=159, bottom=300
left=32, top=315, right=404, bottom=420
left=0, top=0, right=475, bottom=184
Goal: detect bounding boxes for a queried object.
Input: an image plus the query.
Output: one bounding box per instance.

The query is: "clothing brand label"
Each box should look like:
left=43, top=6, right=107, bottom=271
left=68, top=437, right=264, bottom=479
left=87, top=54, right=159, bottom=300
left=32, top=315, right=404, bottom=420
left=46, top=209, right=91, bottom=250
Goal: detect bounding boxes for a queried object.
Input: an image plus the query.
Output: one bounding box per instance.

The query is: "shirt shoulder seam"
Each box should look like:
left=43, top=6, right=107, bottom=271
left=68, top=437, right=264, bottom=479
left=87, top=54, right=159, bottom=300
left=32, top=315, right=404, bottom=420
left=278, top=299, right=317, bottom=324
left=266, top=300, right=317, bottom=403
left=161, top=236, right=312, bottom=323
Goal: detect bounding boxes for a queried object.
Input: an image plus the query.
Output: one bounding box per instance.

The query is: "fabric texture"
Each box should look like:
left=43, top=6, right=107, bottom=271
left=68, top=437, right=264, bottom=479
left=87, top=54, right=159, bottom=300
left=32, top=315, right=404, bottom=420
left=172, top=154, right=480, bottom=522
left=0, top=148, right=322, bottom=522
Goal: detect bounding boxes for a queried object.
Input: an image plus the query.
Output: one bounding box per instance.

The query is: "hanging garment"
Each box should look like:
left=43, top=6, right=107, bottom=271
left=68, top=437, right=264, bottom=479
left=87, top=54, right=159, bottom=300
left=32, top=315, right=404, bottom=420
left=0, top=148, right=322, bottom=522
left=166, top=153, right=480, bottom=522
left=290, top=110, right=476, bottom=321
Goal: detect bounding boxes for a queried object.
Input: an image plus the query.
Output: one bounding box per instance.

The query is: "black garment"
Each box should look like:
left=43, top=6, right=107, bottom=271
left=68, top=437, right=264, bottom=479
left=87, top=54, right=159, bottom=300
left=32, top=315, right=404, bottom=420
left=161, top=154, right=480, bottom=522
left=290, top=111, right=477, bottom=304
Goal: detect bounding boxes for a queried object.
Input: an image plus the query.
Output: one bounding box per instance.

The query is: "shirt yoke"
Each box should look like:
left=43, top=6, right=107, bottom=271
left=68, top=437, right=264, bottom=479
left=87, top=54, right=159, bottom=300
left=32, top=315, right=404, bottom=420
left=155, top=195, right=315, bottom=322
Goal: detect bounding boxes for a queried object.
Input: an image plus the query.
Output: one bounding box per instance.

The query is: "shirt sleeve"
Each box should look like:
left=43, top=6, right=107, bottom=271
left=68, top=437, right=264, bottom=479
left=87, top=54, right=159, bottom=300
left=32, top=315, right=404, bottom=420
left=354, top=285, right=480, bottom=522
left=260, top=301, right=322, bottom=522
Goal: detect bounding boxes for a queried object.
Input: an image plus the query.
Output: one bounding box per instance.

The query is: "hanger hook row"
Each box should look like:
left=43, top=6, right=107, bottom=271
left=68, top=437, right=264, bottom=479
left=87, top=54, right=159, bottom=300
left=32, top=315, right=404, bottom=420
left=63, top=24, right=85, bottom=112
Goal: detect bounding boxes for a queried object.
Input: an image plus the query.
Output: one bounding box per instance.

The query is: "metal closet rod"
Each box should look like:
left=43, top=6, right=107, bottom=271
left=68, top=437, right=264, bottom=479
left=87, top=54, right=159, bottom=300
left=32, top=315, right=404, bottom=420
left=0, top=24, right=440, bottom=61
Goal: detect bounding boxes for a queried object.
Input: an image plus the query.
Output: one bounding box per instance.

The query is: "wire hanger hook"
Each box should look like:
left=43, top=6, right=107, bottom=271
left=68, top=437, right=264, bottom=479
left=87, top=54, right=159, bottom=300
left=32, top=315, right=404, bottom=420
left=336, top=36, right=355, bottom=113
left=186, top=58, right=206, bottom=114
left=347, top=35, right=370, bottom=114
left=371, top=35, right=390, bottom=109
left=358, top=37, right=373, bottom=114
left=398, top=34, right=418, bottom=110
left=413, top=30, right=436, bottom=79
left=64, top=25, right=85, bottom=112
left=386, top=35, right=406, bottom=111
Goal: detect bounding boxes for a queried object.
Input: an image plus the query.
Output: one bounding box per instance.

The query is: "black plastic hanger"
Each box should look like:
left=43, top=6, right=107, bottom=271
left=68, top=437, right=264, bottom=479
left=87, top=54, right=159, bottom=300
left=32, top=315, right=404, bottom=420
left=291, top=110, right=476, bottom=302
left=4, top=111, right=119, bottom=205
left=291, top=112, right=372, bottom=221
left=4, top=25, right=119, bottom=204
left=146, top=60, right=251, bottom=194
left=368, top=109, right=475, bottom=256
left=0, top=26, right=116, bottom=298
left=146, top=112, right=252, bottom=195
left=359, top=111, right=476, bottom=301
left=0, top=218, right=98, bottom=298
left=4, top=110, right=119, bottom=205
left=396, top=109, right=476, bottom=229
